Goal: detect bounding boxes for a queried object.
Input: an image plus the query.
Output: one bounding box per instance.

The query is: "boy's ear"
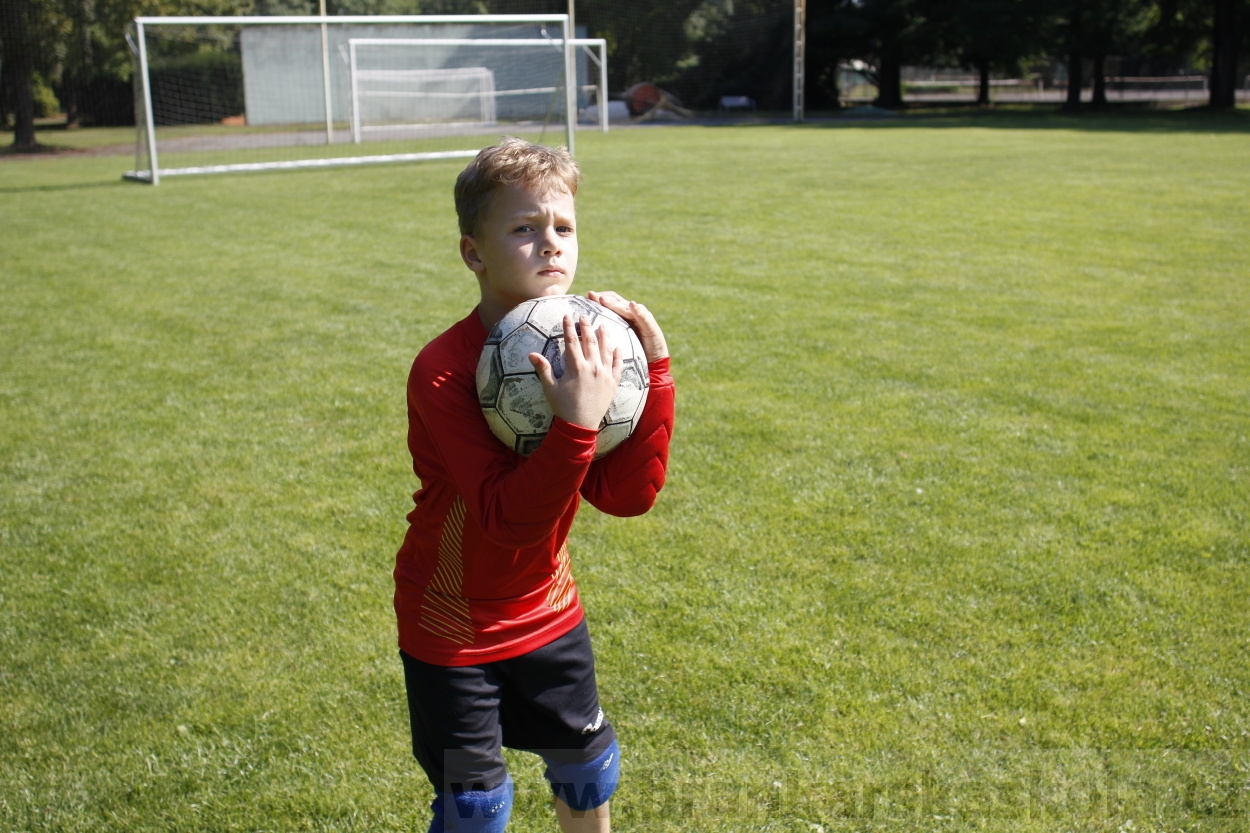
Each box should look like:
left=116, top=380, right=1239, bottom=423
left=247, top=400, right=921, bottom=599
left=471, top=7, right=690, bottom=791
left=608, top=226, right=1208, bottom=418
left=460, top=235, right=486, bottom=274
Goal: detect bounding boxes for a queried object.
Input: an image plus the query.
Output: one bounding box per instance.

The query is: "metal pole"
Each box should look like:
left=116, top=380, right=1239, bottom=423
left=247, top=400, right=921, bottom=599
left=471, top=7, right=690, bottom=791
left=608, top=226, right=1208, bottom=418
left=320, top=0, right=333, bottom=144
left=349, top=40, right=361, bottom=144
left=136, top=20, right=160, bottom=184
left=597, top=42, right=608, bottom=133
left=793, top=0, right=806, bottom=123
left=564, top=15, right=576, bottom=154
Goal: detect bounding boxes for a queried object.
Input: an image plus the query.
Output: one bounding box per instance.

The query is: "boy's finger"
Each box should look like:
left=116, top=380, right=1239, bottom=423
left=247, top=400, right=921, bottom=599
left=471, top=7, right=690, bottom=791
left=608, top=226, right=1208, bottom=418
left=575, top=315, right=598, bottom=358
left=589, top=291, right=628, bottom=318
left=528, top=353, right=555, bottom=387
left=595, top=324, right=615, bottom=364
left=588, top=290, right=621, bottom=306
left=561, top=315, right=583, bottom=360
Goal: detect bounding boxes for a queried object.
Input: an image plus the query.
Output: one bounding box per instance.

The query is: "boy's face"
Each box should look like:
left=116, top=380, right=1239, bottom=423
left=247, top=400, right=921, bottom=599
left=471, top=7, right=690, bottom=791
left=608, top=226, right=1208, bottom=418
left=462, top=182, right=578, bottom=327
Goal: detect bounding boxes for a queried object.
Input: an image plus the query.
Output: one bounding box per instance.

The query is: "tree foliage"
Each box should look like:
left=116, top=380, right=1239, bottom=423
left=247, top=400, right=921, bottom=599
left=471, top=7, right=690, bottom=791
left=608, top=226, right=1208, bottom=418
left=940, top=0, right=1048, bottom=105
left=804, top=0, right=1247, bottom=111
left=3, top=0, right=1247, bottom=148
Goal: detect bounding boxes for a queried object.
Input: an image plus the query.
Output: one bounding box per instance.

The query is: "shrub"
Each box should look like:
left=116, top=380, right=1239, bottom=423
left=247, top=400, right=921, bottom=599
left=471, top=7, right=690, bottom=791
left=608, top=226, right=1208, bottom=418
left=32, top=73, right=61, bottom=119
left=81, top=76, right=136, bottom=127
left=150, top=49, right=244, bottom=125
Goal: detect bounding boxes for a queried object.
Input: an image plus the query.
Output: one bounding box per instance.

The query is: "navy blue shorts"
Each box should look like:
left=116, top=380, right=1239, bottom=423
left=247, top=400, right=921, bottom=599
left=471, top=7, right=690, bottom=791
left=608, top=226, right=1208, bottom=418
left=401, top=617, right=617, bottom=794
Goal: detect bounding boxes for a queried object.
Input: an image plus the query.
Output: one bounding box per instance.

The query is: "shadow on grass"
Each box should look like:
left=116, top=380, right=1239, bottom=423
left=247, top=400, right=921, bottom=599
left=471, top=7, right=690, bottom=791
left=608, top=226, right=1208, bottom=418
left=0, top=179, right=133, bottom=195
left=705, top=103, right=1250, bottom=134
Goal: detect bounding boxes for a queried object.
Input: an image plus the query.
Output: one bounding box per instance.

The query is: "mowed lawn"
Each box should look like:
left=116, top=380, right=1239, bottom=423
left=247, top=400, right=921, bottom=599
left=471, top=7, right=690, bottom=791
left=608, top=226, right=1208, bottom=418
left=1, top=111, right=1247, bottom=832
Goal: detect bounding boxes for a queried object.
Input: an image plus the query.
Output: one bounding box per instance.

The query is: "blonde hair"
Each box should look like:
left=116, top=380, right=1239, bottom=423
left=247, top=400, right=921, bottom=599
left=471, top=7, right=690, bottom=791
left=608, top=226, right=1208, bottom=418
left=454, top=137, right=582, bottom=236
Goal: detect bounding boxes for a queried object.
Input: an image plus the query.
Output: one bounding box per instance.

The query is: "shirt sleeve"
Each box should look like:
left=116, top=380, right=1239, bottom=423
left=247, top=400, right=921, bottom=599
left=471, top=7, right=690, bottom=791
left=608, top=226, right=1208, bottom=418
left=579, top=358, right=675, bottom=517
left=410, top=350, right=599, bottom=549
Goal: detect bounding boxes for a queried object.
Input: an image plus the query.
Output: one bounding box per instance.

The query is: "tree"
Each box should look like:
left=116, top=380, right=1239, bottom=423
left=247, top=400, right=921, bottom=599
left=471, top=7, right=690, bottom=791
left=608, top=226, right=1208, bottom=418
left=0, top=0, right=45, bottom=149
left=943, top=0, right=1046, bottom=105
left=575, top=0, right=707, bottom=93
left=1084, top=0, right=1160, bottom=106
left=1209, top=0, right=1248, bottom=108
left=1118, top=0, right=1247, bottom=109
left=677, top=0, right=794, bottom=109
left=1132, top=0, right=1203, bottom=79
left=1048, top=0, right=1210, bottom=110
left=809, top=0, right=940, bottom=109
left=806, top=0, right=860, bottom=108
left=1054, top=0, right=1091, bottom=109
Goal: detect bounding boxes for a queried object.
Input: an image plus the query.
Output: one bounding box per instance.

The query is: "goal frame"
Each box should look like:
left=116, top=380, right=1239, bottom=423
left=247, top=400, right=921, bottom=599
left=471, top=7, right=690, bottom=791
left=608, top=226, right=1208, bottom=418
left=348, top=64, right=500, bottom=140
left=125, top=14, right=578, bottom=185
left=346, top=37, right=610, bottom=143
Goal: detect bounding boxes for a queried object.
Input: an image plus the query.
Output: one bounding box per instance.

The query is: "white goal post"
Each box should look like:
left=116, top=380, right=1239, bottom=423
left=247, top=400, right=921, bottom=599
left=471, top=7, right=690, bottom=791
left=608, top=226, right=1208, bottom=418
left=125, top=14, right=605, bottom=184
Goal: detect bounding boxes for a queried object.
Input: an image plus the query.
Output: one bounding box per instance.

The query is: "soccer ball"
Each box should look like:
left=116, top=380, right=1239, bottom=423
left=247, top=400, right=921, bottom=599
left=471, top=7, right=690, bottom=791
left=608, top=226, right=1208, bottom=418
left=476, top=295, right=649, bottom=458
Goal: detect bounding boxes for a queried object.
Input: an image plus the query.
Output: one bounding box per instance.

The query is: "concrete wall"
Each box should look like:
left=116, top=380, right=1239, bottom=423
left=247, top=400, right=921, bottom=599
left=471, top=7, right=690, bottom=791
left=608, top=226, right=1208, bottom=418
left=240, top=23, right=587, bottom=126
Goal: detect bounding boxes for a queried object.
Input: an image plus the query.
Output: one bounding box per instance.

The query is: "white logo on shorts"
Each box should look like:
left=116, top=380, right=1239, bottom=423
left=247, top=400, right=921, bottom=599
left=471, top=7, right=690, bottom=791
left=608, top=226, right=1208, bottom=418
left=581, top=708, right=604, bottom=734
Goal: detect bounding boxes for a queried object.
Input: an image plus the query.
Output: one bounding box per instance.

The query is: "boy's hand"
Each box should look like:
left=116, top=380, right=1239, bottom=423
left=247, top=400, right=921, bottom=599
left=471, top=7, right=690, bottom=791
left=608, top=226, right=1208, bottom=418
left=586, top=290, right=669, bottom=363
left=530, top=314, right=623, bottom=431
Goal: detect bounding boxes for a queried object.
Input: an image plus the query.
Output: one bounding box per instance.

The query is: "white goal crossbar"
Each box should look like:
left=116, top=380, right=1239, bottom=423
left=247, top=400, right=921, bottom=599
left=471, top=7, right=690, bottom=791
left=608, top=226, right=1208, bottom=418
left=125, top=14, right=586, bottom=184
left=347, top=37, right=609, bottom=143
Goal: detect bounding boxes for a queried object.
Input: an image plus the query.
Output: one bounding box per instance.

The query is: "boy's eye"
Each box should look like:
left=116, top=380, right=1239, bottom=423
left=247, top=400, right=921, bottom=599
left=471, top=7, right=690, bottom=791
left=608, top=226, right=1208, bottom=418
left=513, top=225, right=533, bottom=233
left=557, top=225, right=574, bottom=234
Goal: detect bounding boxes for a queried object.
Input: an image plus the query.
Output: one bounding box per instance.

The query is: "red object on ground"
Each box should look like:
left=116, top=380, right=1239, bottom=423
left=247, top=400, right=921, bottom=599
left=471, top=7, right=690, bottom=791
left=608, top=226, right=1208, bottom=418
left=625, top=82, right=663, bottom=116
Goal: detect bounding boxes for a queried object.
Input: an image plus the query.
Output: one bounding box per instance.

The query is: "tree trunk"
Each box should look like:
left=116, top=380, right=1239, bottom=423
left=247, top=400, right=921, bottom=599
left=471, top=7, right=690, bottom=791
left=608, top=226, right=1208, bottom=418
left=0, top=60, right=10, bottom=130
left=1210, top=0, right=1240, bottom=108
left=873, top=43, right=904, bottom=109
left=10, top=64, right=37, bottom=149
left=63, top=73, right=82, bottom=129
left=0, top=0, right=39, bottom=149
left=1092, top=53, right=1108, bottom=106
left=1064, top=52, right=1084, bottom=110
left=64, top=0, right=94, bottom=129
left=977, top=57, right=991, bottom=106
left=1063, top=3, right=1085, bottom=111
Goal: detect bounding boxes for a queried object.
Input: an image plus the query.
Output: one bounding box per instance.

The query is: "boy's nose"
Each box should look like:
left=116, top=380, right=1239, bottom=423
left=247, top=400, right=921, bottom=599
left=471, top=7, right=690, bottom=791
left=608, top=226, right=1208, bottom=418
left=540, top=230, right=560, bottom=256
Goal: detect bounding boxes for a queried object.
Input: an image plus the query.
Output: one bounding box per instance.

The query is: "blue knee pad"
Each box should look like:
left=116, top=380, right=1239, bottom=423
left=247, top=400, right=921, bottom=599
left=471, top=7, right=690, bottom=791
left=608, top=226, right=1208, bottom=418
left=544, top=740, right=620, bottom=812
left=428, top=775, right=513, bottom=833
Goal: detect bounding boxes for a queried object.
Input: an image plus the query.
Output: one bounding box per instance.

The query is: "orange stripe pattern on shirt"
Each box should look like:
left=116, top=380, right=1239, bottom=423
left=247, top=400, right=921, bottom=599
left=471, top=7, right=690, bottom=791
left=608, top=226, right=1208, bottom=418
left=546, top=542, right=575, bottom=613
left=418, top=496, right=475, bottom=644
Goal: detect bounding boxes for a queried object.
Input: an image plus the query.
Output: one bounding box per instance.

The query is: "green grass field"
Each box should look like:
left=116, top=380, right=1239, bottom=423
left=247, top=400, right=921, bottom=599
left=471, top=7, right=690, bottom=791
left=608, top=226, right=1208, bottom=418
left=2, top=110, right=1248, bottom=832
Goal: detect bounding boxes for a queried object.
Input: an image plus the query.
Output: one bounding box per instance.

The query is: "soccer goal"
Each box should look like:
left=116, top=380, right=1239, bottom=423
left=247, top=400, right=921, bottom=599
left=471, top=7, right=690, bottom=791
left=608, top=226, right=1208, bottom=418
left=345, top=37, right=610, bottom=144
left=124, top=15, right=603, bottom=184
left=349, top=65, right=500, bottom=138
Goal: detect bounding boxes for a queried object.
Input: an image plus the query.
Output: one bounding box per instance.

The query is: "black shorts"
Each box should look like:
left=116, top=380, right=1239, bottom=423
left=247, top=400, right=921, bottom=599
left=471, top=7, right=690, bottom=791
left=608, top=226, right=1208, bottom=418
left=401, top=617, right=616, bottom=794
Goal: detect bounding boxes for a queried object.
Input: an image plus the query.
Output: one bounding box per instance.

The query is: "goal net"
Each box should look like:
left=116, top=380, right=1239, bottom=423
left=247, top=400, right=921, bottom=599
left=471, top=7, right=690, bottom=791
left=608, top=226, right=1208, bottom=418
left=349, top=66, right=501, bottom=137
left=125, top=15, right=600, bottom=184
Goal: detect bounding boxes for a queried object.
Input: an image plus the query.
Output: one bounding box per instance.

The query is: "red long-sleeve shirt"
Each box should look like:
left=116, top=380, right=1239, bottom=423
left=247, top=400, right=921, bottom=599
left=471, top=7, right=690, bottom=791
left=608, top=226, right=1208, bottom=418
left=394, top=308, right=675, bottom=666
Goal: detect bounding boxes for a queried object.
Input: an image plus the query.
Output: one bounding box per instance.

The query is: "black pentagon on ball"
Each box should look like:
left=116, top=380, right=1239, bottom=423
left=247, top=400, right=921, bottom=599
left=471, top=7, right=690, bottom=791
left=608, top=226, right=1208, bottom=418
left=563, top=294, right=600, bottom=321
left=541, top=335, right=566, bottom=379
left=478, top=347, right=504, bottom=408
left=605, top=359, right=648, bottom=423
left=516, top=434, right=546, bottom=456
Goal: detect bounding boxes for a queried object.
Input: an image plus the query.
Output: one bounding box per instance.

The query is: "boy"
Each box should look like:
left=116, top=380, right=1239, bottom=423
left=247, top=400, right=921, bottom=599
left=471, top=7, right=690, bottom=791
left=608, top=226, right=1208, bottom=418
left=393, top=137, right=675, bottom=833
